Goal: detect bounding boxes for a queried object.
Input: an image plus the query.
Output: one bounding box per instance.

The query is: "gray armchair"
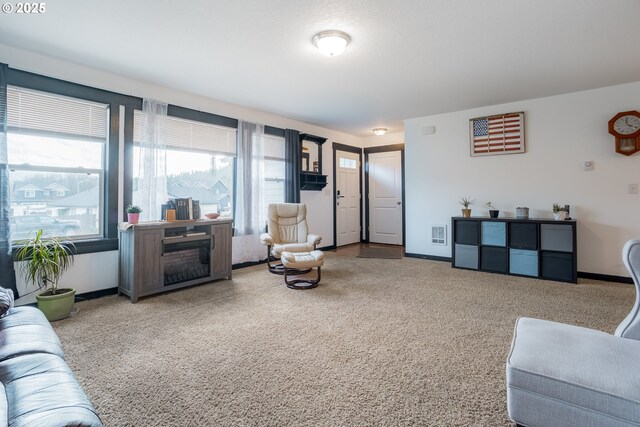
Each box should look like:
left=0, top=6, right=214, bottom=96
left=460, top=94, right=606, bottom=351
left=506, top=240, right=640, bottom=426
left=260, top=203, right=321, bottom=274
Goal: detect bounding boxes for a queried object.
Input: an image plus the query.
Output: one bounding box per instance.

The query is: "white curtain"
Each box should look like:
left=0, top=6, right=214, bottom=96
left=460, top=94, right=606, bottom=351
left=133, top=99, right=167, bottom=221
left=233, top=121, right=267, bottom=263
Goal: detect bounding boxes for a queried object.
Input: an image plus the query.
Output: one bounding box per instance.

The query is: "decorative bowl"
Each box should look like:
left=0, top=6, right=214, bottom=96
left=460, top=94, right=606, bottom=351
left=205, top=212, right=220, bottom=219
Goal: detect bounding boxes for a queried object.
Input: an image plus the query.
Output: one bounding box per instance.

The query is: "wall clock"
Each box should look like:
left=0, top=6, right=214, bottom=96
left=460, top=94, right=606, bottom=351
left=608, top=110, right=640, bottom=156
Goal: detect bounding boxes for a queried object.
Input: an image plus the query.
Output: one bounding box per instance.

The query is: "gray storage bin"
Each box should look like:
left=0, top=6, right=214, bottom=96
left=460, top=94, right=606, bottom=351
left=541, top=224, right=573, bottom=252
left=510, top=249, right=539, bottom=277
left=454, top=244, right=479, bottom=270
left=482, top=221, right=506, bottom=246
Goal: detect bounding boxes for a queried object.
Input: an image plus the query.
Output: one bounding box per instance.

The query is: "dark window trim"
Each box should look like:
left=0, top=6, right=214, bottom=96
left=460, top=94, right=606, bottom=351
left=265, top=126, right=285, bottom=138
left=167, top=104, right=237, bottom=129
left=7, top=67, right=141, bottom=108
left=6, top=65, right=142, bottom=254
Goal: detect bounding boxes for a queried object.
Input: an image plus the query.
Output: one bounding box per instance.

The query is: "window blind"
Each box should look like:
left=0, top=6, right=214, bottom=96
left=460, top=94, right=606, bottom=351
left=263, top=134, right=285, bottom=159
left=134, top=110, right=237, bottom=156
left=7, top=86, right=108, bottom=140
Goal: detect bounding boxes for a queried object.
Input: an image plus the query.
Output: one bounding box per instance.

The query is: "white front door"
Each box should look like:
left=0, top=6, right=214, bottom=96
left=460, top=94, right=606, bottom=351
left=336, top=150, right=361, bottom=247
left=368, top=150, right=403, bottom=245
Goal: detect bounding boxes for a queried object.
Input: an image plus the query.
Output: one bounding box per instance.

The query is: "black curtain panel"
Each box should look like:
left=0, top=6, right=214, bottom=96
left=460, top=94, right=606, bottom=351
left=284, top=128, right=300, bottom=203
left=0, top=64, right=18, bottom=297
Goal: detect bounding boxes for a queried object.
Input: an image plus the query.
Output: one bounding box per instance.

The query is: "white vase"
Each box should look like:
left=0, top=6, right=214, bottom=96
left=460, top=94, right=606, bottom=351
left=553, top=211, right=566, bottom=221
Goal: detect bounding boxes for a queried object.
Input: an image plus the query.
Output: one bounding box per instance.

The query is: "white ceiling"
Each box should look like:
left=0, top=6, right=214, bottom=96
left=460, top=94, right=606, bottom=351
left=1, top=0, right=639, bottom=137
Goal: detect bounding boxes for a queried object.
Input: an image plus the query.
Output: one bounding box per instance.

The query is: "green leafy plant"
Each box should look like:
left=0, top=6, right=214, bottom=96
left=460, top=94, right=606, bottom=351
left=14, top=229, right=75, bottom=296
left=126, top=205, right=143, bottom=214
left=459, top=197, right=475, bottom=208
left=485, top=201, right=496, bottom=210
left=552, top=203, right=568, bottom=213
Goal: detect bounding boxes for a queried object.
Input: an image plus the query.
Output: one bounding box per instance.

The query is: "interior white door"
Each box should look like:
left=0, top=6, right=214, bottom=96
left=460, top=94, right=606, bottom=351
left=368, top=150, right=403, bottom=245
left=336, top=150, right=361, bottom=247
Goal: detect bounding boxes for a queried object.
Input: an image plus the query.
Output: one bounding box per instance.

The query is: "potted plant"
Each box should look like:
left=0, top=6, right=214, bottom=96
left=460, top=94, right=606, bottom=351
left=126, top=205, right=142, bottom=224
left=485, top=202, right=499, bottom=218
left=459, top=197, right=474, bottom=218
left=552, top=203, right=568, bottom=220
left=14, top=230, right=75, bottom=321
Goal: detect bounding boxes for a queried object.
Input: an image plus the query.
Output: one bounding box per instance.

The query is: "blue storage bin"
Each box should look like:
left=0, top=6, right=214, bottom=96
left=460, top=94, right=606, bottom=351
left=481, top=221, right=506, bottom=246
left=509, top=249, right=539, bottom=277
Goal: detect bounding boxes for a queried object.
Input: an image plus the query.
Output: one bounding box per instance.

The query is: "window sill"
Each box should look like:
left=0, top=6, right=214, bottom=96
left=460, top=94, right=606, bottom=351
left=12, top=237, right=118, bottom=256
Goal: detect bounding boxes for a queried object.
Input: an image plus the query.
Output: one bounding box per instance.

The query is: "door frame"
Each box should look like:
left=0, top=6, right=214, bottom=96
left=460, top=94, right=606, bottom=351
left=364, top=144, right=405, bottom=245
left=333, top=142, right=363, bottom=247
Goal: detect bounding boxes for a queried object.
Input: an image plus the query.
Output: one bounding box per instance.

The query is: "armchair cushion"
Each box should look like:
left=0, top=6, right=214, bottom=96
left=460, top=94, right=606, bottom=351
left=507, top=317, right=640, bottom=426
left=272, top=243, right=315, bottom=258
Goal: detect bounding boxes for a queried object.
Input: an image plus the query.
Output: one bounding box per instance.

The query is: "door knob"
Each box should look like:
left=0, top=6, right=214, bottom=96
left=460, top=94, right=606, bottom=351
left=397, top=201, right=402, bottom=205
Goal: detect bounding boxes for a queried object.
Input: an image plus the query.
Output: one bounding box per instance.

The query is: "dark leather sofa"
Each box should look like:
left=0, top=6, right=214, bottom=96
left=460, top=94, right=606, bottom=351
left=0, top=306, right=103, bottom=427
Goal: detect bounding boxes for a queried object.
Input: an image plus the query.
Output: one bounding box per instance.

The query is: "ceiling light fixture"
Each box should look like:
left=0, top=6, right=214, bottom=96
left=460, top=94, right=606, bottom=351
left=372, top=128, right=388, bottom=136
left=312, top=30, right=351, bottom=57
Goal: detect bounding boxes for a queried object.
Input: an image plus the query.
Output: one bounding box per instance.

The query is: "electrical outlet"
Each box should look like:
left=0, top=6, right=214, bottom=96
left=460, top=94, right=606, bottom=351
left=629, top=184, right=638, bottom=194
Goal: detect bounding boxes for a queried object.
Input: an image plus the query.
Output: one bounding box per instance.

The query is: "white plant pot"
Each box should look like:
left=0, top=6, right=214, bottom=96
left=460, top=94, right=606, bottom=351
left=553, top=211, right=567, bottom=221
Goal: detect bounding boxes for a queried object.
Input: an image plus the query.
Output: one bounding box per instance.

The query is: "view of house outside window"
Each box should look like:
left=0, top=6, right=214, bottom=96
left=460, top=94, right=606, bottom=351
left=132, top=111, right=238, bottom=219
left=7, top=86, right=107, bottom=241
left=132, top=147, right=234, bottom=217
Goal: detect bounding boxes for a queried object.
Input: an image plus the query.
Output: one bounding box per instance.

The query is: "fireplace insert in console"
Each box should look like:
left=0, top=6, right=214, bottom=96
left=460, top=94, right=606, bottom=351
left=163, top=236, right=211, bottom=286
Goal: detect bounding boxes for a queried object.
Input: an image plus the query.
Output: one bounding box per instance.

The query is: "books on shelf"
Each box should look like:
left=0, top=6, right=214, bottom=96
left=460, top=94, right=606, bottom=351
left=167, top=197, right=201, bottom=221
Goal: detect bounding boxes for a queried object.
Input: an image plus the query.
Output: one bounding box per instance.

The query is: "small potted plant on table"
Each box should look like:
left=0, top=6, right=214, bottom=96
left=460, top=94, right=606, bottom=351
left=15, top=230, right=75, bottom=321
left=459, top=197, right=474, bottom=218
left=126, top=205, right=142, bottom=224
left=485, top=202, right=499, bottom=218
left=552, top=203, right=568, bottom=220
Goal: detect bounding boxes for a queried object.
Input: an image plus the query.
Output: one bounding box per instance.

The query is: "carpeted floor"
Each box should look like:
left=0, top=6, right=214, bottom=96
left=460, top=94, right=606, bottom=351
left=52, top=253, right=634, bottom=427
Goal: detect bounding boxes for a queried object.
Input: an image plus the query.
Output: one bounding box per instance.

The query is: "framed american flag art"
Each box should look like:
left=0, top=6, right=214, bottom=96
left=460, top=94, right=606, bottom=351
left=469, top=112, right=525, bottom=157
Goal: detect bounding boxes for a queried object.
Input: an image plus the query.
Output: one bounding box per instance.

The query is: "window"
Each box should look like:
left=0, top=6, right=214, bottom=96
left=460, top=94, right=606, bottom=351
left=339, top=157, right=357, bottom=169
left=133, top=112, right=236, bottom=218
left=7, top=86, right=108, bottom=241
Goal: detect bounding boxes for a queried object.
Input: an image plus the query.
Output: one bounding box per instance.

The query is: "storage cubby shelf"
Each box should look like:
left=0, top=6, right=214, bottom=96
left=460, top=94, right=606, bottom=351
left=452, top=217, right=577, bottom=283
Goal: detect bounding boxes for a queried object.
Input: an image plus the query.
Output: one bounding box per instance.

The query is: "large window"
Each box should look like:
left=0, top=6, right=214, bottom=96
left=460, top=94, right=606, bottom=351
left=7, top=86, right=108, bottom=241
left=133, top=112, right=237, bottom=218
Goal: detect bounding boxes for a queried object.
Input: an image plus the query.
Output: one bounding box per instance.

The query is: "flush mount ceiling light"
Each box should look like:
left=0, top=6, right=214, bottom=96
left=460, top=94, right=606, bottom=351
left=372, top=128, right=388, bottom=136
left=312, top=30, right=351, bottom=56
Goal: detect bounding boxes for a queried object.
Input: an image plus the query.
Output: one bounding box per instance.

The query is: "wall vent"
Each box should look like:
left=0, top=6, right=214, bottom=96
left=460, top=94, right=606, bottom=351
left=431, top=224, right=447, bottom=246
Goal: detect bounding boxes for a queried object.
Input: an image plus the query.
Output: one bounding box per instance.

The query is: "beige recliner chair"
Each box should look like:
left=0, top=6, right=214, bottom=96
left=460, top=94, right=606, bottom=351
left=260, top=203, right=322, bottom=274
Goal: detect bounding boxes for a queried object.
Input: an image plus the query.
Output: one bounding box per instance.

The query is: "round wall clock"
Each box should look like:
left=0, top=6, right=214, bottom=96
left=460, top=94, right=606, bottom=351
left=608, top=111, right=640, bottom=156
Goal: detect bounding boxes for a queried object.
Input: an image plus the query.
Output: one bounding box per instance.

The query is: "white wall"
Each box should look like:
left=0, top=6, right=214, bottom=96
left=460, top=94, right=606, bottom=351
left=361, top=131, right=404, bottom=148
left=404, top=82, right=640, bottom=277
left=1, top=44, right=362, bottom=303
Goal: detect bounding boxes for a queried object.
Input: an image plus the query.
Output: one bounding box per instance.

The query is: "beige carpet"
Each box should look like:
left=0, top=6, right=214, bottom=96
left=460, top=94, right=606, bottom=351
left=52, top=253, right=634, bottom=427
